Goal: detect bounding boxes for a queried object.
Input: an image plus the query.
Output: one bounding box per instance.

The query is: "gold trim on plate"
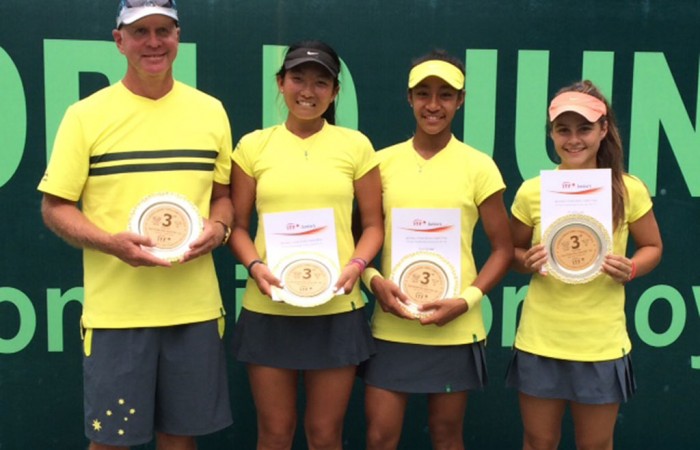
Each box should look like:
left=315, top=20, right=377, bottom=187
left=391, top=251, right=459, bottom=318
left=543, top=214, right=611, bottom=284
left=128, top=193, right=202, bottom=262
left=271, top=252, right=340, bottom=307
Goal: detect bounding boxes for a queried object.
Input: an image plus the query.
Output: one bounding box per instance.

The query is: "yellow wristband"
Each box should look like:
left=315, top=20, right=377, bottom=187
left=361, top=267, right=383, bottom=294
left=461, top=286, right=484, bottom=310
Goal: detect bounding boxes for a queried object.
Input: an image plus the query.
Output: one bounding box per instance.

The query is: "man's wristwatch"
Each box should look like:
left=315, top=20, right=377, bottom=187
left=215, top=220, right=231, bottom=246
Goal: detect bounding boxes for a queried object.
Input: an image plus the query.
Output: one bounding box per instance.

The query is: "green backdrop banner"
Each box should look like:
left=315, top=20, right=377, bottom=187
left=1, top=1, right=698, bottom=448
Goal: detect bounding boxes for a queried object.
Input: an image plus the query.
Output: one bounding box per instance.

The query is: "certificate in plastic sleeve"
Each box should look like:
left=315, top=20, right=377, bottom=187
left=391, top=251, right=458, bottom=318
left=543, top=214, right=611, bottom=284
left=128, top=193, right=202, bottom=262
left=271, top=252, right=340, bottom=307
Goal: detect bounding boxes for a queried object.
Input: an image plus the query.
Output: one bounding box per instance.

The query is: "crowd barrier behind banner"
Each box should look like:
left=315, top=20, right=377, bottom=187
left=1, top=1, right=699, bottom=448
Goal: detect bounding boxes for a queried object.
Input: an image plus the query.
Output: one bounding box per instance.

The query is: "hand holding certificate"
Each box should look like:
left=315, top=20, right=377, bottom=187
left=540, top=169, right=613, bottom=284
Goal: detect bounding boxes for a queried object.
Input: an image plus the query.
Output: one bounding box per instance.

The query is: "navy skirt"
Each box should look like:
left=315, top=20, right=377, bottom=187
left=505, top=349, right=637, bottom=404
left=360, top=339, right=488, bottom=394
left=232, top=308, right=375, bottom=370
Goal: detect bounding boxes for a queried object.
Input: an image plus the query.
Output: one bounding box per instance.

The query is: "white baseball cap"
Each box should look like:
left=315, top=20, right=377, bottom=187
left=116, top=0, right=179, bottom=28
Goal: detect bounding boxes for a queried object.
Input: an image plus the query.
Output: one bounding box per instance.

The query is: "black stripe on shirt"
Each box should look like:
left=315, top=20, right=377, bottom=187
left=89, top=162, right=215, bottom=176
left=89, top=149, right=218, bottom=164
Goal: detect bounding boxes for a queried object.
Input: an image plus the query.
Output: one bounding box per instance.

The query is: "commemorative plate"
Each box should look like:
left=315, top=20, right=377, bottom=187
left=271, top=252, right=340, bottom=307
left=543, top=214, right=611, bottom=284
left=128, top=193, right=202, bottom=262
left=391, top=251, right=459, bottom=317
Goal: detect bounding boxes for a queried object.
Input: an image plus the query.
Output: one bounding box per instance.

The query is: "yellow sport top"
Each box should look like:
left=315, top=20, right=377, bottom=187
left=371, top=136, right=506, bottom=345
left=233, top=122, right=376, bottom=316
left=38, top=81, right=232, bottom=328
left=511, top=173, right=653, bottom=361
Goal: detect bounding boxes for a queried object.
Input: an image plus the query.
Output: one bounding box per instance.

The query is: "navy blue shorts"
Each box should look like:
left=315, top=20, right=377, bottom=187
left=505, top=349, right=636, bottom=404
left=83, top=319, right=232, bottom=446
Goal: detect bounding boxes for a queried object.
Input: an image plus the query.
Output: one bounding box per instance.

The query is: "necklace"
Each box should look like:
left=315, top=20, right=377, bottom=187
left=299, top=131, right=320, bottom=161
left=414, top=150, right=428, bottom=173
left=286, top=121, right=323, bottom=161
left=412, top=146, right=442, bottom=174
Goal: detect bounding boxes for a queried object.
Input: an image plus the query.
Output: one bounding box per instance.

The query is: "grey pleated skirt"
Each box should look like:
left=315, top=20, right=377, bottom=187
left=360, top=339, right=488, bottom=394
left=505, top=349, right=636, bottom=404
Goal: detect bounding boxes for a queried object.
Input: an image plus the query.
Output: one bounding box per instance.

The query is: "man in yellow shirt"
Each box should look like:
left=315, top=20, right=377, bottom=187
left=37, top=2, right=233, bottom=448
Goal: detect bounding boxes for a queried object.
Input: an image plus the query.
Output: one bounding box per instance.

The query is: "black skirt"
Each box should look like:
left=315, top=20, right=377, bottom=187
left=232, top=307, right=376, bottom=370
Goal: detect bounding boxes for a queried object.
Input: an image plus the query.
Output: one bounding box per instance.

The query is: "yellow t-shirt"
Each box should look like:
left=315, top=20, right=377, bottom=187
left=371, top=136, right=506, bottom=345
left=232, top=122, right=376, bottom=316
left=511, top=173, right=653, bottom=361
left=38, top=81, right=232, bottom=328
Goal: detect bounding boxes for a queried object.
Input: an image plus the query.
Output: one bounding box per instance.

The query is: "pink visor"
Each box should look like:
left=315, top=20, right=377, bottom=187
left=548, top=91, right=607, bottom=122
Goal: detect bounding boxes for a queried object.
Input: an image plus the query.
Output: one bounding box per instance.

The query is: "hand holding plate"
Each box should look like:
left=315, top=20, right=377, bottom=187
left=249, top=261, right=283, bottom=297
left=523, top=243, right=548, bottom=273
left=371, top=277, right=415, bottom=320
left=110, top=231, right=172, bottom=267
left=181, top=218, right=221, bottom=262
left=418, top=298, right=468, bottom=327
left=602, top=254, right=634, bottom=284
left=333, top=263, right=361, bottom=295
